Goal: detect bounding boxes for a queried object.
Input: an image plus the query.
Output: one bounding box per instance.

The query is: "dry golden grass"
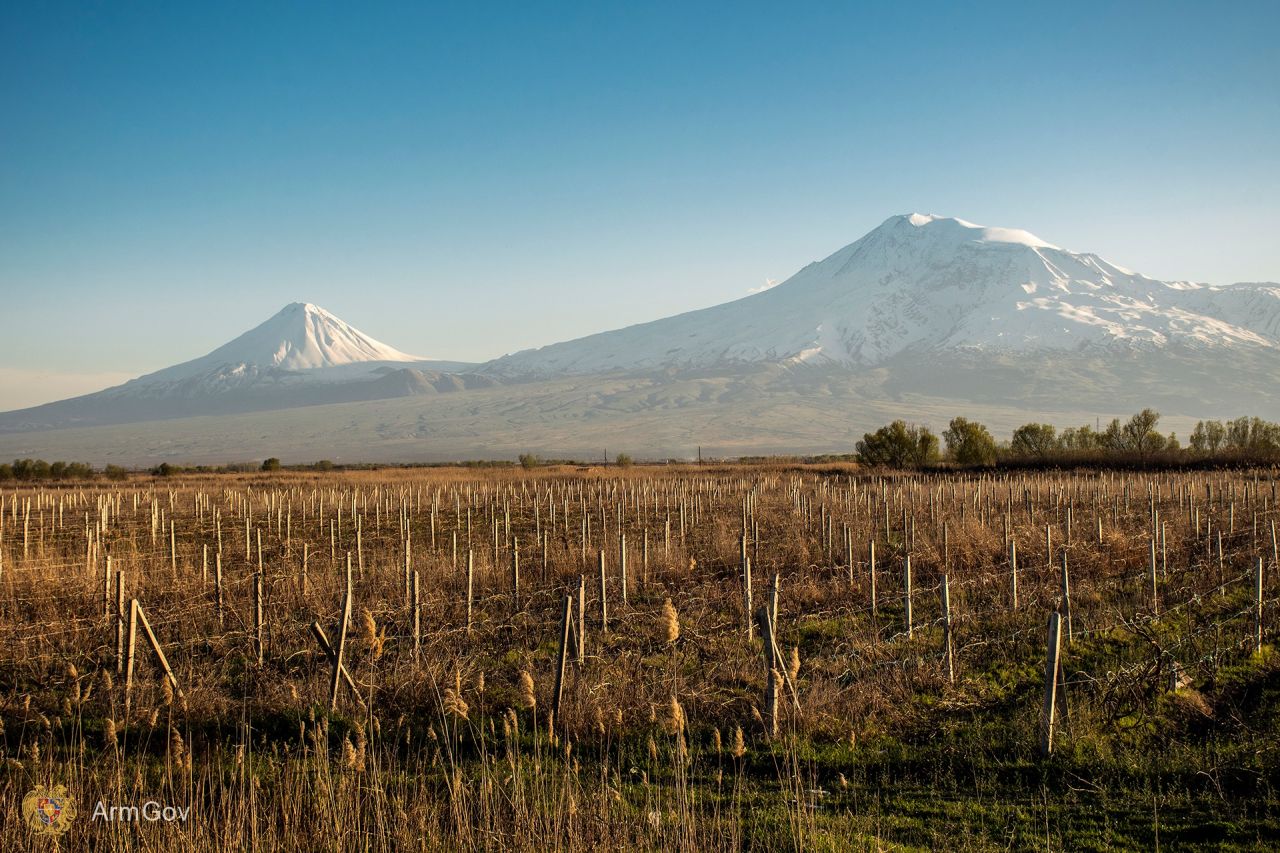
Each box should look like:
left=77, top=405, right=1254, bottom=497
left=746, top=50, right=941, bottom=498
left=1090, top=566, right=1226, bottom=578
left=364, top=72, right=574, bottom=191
left=1, top=465, right=1278, bottom=850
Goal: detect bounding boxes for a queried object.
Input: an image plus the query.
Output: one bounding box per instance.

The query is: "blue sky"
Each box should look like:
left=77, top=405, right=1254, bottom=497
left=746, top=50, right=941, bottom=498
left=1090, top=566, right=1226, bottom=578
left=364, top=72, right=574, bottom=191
left=2, top=1, right=1277, bottom=409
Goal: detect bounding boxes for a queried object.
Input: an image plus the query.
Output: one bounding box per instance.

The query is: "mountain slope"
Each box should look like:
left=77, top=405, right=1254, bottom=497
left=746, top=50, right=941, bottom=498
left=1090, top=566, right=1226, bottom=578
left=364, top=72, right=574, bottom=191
left=487, top=214, right=1280, bottom=377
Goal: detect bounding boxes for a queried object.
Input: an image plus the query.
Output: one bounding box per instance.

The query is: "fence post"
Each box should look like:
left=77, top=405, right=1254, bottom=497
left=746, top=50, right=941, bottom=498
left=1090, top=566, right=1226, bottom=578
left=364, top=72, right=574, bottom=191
left=942, top=573, right=954, bottom=684
left=329, top=557, right=354, bottom=711
left=1041, top=612, right=1063, bottom=756
left=553, top=594, right=573, bottom=719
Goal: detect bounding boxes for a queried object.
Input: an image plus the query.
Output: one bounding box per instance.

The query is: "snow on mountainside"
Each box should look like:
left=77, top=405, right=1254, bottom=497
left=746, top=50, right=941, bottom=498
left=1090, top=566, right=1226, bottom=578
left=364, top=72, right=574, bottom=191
left=487, top=214, right=1280, bottom=377
left=140, top=302, right=424, bottom=385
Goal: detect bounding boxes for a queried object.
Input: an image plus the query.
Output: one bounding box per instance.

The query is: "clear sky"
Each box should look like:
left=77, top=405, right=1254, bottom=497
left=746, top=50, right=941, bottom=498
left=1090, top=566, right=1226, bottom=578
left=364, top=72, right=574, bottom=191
left=2, top=1, right=1277, bottom=410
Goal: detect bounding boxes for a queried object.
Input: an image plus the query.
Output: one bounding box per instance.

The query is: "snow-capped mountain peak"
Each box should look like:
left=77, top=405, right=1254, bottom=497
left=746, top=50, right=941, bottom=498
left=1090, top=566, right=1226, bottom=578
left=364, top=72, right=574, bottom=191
left=139, top=302, right=423, bottom=385
left=487, top=213, right=1280, bottom=377
left=896, top=213, right=1060, bottom=249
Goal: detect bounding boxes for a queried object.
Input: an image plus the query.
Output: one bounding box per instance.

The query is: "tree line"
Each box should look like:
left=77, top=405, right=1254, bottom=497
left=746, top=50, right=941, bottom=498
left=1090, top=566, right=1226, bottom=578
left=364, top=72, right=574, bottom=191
left=856, top=410, right=1280, bottom=469
left=0, top=459, right=128, bottom=481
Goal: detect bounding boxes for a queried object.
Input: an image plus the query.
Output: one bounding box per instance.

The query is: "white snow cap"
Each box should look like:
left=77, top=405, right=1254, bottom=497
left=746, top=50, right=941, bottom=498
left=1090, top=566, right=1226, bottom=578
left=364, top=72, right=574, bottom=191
left=139, top=302, right=424, bottom=385
left=896, top=213, right=1060, bottom=250
left=209, top=302, right=422, bottom=370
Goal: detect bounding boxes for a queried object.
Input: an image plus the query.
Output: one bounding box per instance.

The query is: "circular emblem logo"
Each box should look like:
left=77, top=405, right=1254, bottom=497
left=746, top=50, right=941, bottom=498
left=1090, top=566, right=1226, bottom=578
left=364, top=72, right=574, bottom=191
left=22, top=785, right=76, bottom=836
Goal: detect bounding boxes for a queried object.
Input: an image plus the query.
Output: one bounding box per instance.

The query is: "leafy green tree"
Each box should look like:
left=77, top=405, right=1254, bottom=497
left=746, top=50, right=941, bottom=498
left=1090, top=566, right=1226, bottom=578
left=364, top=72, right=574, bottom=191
left=1010, top=423, right=1058, bottom=459
left=261, top=457, right=282, bottom=472
left=942, top=417, right=997, bottom=466
left=1120, top=408, right=1165, bottom=457
left=856, top=421, right=940, bottom=468
left=614, top=453, right=634, bottom=467
left=519, top=453, right=540, bottom=470
left=103, top=465, right=129, bottom=481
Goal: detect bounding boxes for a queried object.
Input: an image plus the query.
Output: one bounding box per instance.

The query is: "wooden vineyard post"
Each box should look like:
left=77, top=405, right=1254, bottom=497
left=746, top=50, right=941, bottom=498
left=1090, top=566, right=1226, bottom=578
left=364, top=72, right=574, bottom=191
left=904, top=554, right=913, bottom=640
left=330, top=557, right=354, bottom=712
left=1256, top=556, right=1265, bottom=655
left=1010, top=539, right=1019, bottom=610
left=619, top=532, right=628, bottom=606
left=642, top=530, right=649, bottom=587
left=598, top=550, right=608, bottom=633
left=942, top=573, right=954, bottom=685
left=466, top=550, right=474, bottom=634
left=1060, top=551, right=1073, bottom=643
left=412, top=570, right=421, bottom=661
left=769, top=573, right=780, bottom=641
left=743, top=556, right=754, bottom=642
left=1040, top=612, right=1064, bottom=756
left=103, top=555, right=112, bottom=617
left=869, top=539, right=877, bottom=621
left=404, top=546, right=412, bottom=609
left=1150, top=538, right=1160, bottom=616
left=215, top=552, right=224, bottom=626
left=576, top=575, right=586, bottom=664
left=553, top=594, right=573, bottom=719
left=254, top=570, right=265, bottom=666
left=511, top=536, right=520, bottom=610
left=301, top=543, right=309, bottom=596
left=115, top=571, right=126, bottom=675
left=758, top=605, right=779, bottom=739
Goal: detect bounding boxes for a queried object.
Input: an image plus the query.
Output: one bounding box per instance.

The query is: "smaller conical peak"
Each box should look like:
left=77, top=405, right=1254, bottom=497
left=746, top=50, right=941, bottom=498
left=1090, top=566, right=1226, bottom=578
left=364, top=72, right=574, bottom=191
left=879, top=213, right=1059, bottom=250
left=168, top=302, right=423, bottom=375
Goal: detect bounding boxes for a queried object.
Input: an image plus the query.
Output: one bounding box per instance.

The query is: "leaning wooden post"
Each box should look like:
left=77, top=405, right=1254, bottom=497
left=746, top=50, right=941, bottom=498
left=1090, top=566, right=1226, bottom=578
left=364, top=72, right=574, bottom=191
left=942, top=573, right=954, bottom=685
left=552, top=594, right=573, bottom=719
left=743, top=556, right=754, bottom=641
left=1040, top=612, right=1063, bottom=756
left=598, top=550, right=608, bottom=632
left=136, top=601, right=183, bottom=699
left=329, top=557, right=354, bottom=711
left=310, top=622, right=364, bottom=706
left=254, top=570, right=265, bottom=665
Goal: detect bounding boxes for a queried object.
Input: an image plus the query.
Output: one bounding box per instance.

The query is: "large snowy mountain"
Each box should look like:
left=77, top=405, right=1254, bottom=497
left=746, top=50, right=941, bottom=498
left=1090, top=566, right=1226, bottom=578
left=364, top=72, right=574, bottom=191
left=1, top=215, right=1277, bottom=461
left=487, top=214, right=1280, bottom=377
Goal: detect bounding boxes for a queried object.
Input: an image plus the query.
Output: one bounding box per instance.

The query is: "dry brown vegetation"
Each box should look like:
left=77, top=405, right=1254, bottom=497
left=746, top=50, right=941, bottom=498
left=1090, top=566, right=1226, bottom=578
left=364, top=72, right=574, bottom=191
left=2, top=464, right=1279, bottom=850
